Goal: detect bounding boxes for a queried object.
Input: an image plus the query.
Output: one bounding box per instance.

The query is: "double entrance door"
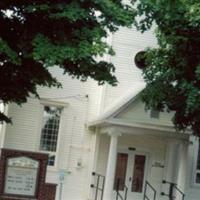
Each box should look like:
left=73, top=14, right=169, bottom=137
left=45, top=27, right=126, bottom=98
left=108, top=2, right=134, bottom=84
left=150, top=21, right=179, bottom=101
left=113, top=151, right=148, bottom=200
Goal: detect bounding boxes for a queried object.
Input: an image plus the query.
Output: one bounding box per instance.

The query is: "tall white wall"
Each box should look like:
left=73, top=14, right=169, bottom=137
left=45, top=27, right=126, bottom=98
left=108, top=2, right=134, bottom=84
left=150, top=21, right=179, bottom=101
left=4, top=67, right=103, bottom=200
left=3, top=25, right=158, bottom=200
left=101, top=27, right=157, bottom=110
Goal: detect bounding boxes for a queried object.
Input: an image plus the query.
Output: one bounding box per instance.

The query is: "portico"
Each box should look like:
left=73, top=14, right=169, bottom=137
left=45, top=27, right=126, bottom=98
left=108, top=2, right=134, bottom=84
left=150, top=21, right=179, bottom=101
left=89, top=92, right=190, bottom=200
left=92, top=124, right=189, bottom=200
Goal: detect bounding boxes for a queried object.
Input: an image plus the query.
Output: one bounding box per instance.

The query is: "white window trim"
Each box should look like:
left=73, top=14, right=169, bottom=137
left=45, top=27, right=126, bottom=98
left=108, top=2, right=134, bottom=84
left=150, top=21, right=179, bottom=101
left=37, top=99, right=68, bottom=170
left=40, top=98, right=69, bottom=107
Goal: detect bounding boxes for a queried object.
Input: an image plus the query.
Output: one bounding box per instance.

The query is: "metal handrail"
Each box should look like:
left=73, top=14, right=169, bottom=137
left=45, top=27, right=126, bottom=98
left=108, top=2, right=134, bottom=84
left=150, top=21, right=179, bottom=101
left=143, top=181, right=157, bottom=200
left=161, top=180, right=185, bottom=200
left=91, top=172, right=105, bottom=200
left=174, top=185, right=185, bottom=200
left=115, top=179, right=128, bottom=200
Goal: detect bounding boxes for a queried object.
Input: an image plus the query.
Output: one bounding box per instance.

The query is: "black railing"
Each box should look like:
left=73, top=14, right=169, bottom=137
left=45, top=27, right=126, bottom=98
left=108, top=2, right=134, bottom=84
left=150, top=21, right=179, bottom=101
left=115, top=179, right=128, bottom=200
left=90, top=172, right=105, bottom=200
left=143, top=181, right=157, bottom=200
left=161, top=180, right=185, bottom=200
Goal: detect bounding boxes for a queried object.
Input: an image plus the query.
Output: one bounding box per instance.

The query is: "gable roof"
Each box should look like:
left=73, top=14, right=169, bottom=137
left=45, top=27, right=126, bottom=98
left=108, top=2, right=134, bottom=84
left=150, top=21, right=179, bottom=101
left=88, top=82, right=145, bottom=127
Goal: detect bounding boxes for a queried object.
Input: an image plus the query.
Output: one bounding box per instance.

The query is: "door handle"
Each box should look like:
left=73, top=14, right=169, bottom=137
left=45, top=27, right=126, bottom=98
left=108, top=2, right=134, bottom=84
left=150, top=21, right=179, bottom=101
left=129, top=177, right=132, bottom=182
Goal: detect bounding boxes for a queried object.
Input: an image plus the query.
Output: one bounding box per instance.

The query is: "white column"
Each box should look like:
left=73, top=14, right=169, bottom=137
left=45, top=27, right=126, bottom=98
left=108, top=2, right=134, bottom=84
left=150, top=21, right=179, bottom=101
left=164, top=140, right=178, bottom=182
left=176, top=142, right=188, bottom=191
left=103, top=130, right=121, bottom=200
left=162, top=140, right=179, bottom=196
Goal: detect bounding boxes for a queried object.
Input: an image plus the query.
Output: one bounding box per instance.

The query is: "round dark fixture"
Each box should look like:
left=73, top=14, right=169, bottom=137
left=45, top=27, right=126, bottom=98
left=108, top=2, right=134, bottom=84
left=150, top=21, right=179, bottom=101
left=134, top=51, right=147, bottom=69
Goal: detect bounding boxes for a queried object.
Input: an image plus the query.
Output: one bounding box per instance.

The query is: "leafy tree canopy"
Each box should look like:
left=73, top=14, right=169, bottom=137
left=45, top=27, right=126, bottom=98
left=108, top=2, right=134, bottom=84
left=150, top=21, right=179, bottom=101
left=135, top=0, right=200, bottom=135
left=0, top=0, right=136, bottom=123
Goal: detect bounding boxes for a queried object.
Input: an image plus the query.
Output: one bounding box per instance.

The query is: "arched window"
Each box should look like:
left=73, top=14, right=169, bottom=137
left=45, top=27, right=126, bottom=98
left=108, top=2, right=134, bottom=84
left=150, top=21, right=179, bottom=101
left=39, top=105, right=63, bottom=166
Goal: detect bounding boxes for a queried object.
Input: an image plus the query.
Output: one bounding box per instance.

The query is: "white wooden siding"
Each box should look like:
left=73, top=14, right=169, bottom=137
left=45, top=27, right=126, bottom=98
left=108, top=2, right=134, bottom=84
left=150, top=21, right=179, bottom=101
left=102, top=27, right=157, bottom=110
left=4, top=66, right=103, bottom=200
left=5, top=98, right=41, bottom=150
left=115, top=97, right=174, bottom=127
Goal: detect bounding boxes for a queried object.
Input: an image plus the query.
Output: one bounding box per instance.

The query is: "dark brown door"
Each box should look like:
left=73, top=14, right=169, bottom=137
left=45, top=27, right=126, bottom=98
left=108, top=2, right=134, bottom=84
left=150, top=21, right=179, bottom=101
left=114, top=153, right=128, bottom=191
left=113, top=151, right=148, bottom=200
left=131, top=155, right=146, bottom=193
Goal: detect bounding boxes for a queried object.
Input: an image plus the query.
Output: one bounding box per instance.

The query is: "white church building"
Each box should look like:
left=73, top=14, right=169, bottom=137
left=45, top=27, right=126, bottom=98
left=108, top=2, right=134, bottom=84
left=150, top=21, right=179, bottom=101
left=0, top=23, right=200, bottom=200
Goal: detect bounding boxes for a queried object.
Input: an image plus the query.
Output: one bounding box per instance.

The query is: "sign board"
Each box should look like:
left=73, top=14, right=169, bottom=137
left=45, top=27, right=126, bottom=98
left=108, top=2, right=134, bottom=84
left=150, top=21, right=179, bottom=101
left=4, top=156, right=39, bottom=196
left=152, top=161, right=164, bottom=168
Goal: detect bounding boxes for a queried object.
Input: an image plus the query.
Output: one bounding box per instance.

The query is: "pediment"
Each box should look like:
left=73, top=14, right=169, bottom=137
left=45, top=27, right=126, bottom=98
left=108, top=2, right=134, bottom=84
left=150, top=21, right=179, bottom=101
left=113, top=97, right=174, bottom=126
left=89, top=86, right=175, bottom=129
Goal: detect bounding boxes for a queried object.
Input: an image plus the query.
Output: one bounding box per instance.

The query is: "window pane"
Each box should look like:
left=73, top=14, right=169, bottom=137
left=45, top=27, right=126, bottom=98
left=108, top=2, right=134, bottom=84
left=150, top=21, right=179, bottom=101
left=48, top=155, right=56, bottom=166
left=40, top=106, right=62, bottom=152
left=114, top=153, right=128, bottom=191
left=150, top=109, right=159, bottom=119
left=132, top=155, right=146, bottom=193
left=196, top=173, right=200, bottom=184
left=197, top=140, right=200, bottom=170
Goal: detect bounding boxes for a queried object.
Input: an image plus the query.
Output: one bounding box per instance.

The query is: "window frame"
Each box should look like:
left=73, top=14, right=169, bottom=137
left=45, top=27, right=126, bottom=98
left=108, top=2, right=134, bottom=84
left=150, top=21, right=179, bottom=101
left=38, top=99, right=68, bottom=169
left=145, top=108, right=160, bottom=119
left=192, top=138, right=200, bottom=187
left=150, top=109, right=160, bottom=119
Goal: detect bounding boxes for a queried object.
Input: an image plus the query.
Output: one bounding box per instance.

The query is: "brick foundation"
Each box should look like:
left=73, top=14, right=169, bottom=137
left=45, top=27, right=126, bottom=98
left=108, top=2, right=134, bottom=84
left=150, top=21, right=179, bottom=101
left=0, top=149, right=57, bottom=200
